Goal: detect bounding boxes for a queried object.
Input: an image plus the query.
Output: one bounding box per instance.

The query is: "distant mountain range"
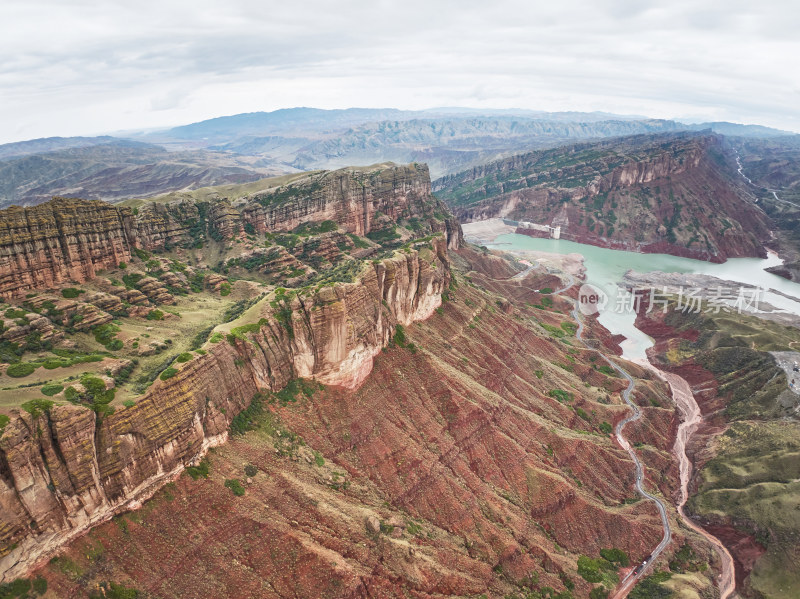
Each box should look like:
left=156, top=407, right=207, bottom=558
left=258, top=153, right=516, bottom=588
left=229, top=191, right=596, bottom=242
left=0, top=107, right=797, bottom=208
left=0, top=139, right=286, bottom=208
left=0, top=136, right=120, bottom=161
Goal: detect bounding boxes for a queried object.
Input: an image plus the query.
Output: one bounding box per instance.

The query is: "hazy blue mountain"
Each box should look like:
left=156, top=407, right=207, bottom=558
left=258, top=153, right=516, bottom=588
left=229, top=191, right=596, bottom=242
left=0, top=140, right=283, bottom=208
left=687, top=122, right=794, bottom=138
left=160, top=107, right=414, bottom=141
left=4, top=107, right=797, bottom=208
left=0, top=136, right=118, bottom=161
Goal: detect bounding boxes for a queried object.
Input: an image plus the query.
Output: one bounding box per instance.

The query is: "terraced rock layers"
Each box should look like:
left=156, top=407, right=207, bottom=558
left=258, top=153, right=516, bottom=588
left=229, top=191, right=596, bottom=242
left=0, top=163, right=462, bottom=298
left=0, top=239, right=449, bottom=582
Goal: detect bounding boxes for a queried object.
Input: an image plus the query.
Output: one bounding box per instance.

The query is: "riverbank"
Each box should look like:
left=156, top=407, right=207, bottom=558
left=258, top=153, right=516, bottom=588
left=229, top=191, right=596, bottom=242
left=490, top=238, right=743, bottom=598
left=621, top=270, right=800, bottom=331
left=461, top=217, right=517, bottom=244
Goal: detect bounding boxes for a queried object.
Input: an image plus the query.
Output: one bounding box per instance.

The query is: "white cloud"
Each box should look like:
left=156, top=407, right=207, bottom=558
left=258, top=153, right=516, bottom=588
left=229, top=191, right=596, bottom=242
left=0, top=0, right=798, bottom=143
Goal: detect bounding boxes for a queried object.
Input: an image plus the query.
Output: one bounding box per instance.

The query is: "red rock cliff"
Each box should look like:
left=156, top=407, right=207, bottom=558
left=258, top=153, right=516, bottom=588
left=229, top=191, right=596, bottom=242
left=0, top=199, right=132, bottom=298
left=0, top=238, right=449, bottom=582
left=438, top=133, right=771, bottom=262
left=0, top=163, right=461, bottom=298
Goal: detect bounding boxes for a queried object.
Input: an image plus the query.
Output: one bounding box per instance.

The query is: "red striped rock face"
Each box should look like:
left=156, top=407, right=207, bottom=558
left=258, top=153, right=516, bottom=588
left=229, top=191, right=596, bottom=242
left=0, top=239, right=450, bottom=582
left=0, top=198, right=133, bottom=299
left=0, top=164, right=461, bottom=299
left=8, top=248, right=688, bottom=598
left=439, top=134, right=771, bottom=263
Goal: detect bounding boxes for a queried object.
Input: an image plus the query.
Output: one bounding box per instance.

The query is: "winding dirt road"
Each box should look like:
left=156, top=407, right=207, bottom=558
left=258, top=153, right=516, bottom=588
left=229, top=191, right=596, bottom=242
left=550, top=269, right=735, bottom=598
left=550, top=273, right=672, bottom=596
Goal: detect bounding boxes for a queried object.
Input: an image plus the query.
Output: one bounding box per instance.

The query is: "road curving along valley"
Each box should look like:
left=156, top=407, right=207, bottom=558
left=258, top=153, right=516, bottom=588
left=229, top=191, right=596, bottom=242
left=551, top=269, right=733, bottom=599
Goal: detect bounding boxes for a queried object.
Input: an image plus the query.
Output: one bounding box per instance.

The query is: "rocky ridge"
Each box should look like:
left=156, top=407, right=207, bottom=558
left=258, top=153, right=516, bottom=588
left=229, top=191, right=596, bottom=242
left=26, top=247, right=696, bottom=599
left=435, top=132, right=772, bottom=262
left=0, top=237, right=450, bottom=582
left=0, top=163, right=462, bottom=299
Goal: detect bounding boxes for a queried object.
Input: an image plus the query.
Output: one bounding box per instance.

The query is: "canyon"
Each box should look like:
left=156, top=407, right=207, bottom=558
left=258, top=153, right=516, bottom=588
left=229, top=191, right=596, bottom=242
left=0, top=235, right=450, bottom=583
left=0, top=152, right=794, bottom=598
left=636, top=300, right=800, bottom=598
left=4, top=241, right=701, bottom=598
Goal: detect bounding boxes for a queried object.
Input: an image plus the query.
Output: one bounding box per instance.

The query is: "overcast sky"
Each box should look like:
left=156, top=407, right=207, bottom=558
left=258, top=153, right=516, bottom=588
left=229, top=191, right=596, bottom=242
left=1, top=0, right=799, bottom=144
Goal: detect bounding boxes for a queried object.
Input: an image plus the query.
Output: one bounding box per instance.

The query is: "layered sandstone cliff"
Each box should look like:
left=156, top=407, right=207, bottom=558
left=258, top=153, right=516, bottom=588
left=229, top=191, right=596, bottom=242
left=0, top=163, right=461, bottom=298
left=243, top=164, right=429, bottom=234
left=0, top=199, right=132, bottom=297
left=0, top=238, right=449, bottom=582
left=128, top=163, right=461, bottom=252
left=435, top=133, right=771, bottom=262
left=23, top=246, right=689, bottom=599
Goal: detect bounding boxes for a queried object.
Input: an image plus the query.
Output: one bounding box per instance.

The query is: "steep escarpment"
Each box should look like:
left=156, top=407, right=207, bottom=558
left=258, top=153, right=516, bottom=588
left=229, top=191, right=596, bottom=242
left=127, top=162, right=460, bottom=252
left=435, top=132, right=771, bottom=262
left=242, top=163, right=445, bottom=236
left=0, top=163, right=461, bottom=298
left=0, top=199, right=132, bottom=297
left=27, top=248, right=695, bottom=599
left=0, top=240, right=449, bottom=582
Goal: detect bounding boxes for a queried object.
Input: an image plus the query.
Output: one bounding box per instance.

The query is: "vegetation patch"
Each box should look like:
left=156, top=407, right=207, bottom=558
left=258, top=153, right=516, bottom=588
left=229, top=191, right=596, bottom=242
left=5, top=362, right=37, bottom=378
left=274, top=378, right=324, bottom=407
left=0, top=577, right=48, bottom=598
left=229, top=319, right=268, bottom=341
left=63, top=375, right=116, bottom=417
left=548, top=389, right=573, bottom=403
left=93, top=323, right=122, bottom=351
left=541, top=323, right=566, bottom=338
left=40, top=383, right=64, bottom=396
left=293, top=220, right=338, bottom=236
left=560, top=321, right=578, bottom=335
left=224, top=478, right=246, bottom=496
left=392, top=323, right=407, bottom=346
left=628, top=571, right=672, bottom=599
left=348, top=233, right=370, bottom=249
left=185, top=459, right=210, bottom=480
left=21, top=399, right=54, bottom=418
left=576, top=549, right=625, bottom=590
left=159, top=367, right=178, bottom=381
left=229, top=392, right=266, bottom=436
left=366, top=225, right=401, bottom=245
left=61, top=287, right=84, bottom=299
